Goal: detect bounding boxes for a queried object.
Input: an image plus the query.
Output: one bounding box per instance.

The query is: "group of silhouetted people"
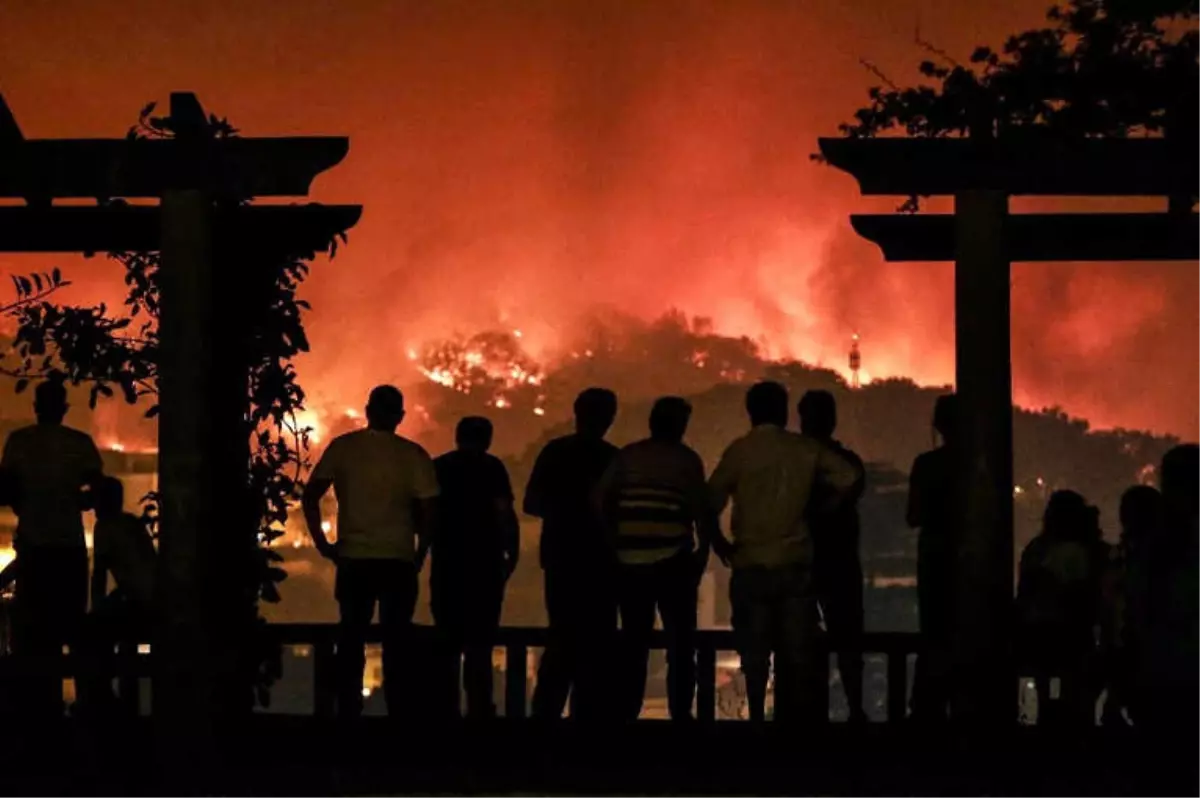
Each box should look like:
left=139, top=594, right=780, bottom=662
left=301, top=380, right=876, bottom=723
left=0, top=380, right=158, bottom=718
left=0, top=377, right=1195, bottom=729
left=908, top=394, right=1199, bottom=729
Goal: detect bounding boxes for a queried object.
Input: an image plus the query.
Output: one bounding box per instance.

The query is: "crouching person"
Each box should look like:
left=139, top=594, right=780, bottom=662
left=80, top=476, right=157, bottom=716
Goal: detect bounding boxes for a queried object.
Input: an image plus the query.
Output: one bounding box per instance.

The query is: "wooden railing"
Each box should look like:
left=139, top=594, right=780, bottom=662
left=0, top=623, right=922, bottom=722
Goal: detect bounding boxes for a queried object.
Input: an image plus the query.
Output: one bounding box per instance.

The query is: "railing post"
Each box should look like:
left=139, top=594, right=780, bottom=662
left=696, top=644, right=716, bottom=723
left=314, top=639, right=335, bottom=719
left=119, top=639, right=141, bottom=717
left=818, top=643, right=831, bottom=723
left=887, top=650, right=907, bottom=724
left=505, top=644, right=527, bottom=720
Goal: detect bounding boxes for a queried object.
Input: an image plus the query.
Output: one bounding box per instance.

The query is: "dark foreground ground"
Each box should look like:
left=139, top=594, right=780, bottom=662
left=3, top=717, right=1196, bottom=796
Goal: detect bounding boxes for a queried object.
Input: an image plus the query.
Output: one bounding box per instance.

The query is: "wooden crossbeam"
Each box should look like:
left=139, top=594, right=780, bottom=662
left=819, top=137, right=1197, bottom=197
left=850, top=212, right=1199, bottom=262
left=0, top=204, right=362, bottom=252
left=0, top=136, right=350, bottom=199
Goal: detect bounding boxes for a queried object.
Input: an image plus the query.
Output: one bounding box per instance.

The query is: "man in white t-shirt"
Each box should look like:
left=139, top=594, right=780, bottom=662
left=302, top=385, right=440, bottom=718
left=0, top=379, right=103, bottom=717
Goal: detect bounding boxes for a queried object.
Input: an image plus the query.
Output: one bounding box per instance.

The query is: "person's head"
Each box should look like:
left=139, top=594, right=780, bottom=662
left=1119, top=484, right=1163, bottom=545
left=573, top=388, right=617, bottom=439
left=1042, top=489, right=1092, bottom=540
left=798, top=390, right=837, bottom=440
left=365, top=385, right=406, bottom=431
left=745, top=381, right=788, bottom=428
left=1160, top=443, right=1198, bottom=521
left=648, top=396, right=692, bottom=444
left=455, top=416, right=494, bottom=452
left=34, top=379, right=68, bottom=425
left=94, top=476, right=125, bottom=520
left=932, top=394, right=959, bottom=444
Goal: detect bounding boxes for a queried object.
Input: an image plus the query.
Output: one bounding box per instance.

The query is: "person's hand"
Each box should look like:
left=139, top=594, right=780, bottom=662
left=317, top=540, right=339, bottom=563
left=713, top=536, right=735, bottom=568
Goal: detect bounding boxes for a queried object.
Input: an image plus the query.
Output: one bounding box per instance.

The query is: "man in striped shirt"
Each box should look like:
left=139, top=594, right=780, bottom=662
left=597, top=397, right=716, bottom=721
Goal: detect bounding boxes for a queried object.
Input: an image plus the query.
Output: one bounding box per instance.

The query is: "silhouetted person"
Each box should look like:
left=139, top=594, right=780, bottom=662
left=709, top=382, right=858, bottom=724
left=905, top=394, right=958, bottom=723
left=1135, top=443, right=1199, bottom=734
left=798, top=390, right=868, bottom=724
left=524, top=388, right=619, bottom=721
left=89, top=476, right=156, bottom=617
left=0, top=379, right=103, bottom=718
left=80, top=476, right=156, bottom=715
left=1100, top=484, right=1162, bottom=726
left=1015, top=490, right=1106, bottom=727
left=431, top=416, right=519, bottom=720
left=597, top=396, right=715, bottom=721
left=303, top=385, right=439, bottom=719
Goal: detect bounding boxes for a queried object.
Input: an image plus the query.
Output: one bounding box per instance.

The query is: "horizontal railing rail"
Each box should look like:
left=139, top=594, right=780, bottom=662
left=0, top=622, right=923, bottom=723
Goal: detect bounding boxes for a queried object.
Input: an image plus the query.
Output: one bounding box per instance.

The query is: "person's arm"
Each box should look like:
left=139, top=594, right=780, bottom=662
left=522, top=445, right=551, bottom=518
left=905, top=456, right=925, bottom=529
left=496, top=463, right=520, bottom=579
left=0, top=557, right=19, bottom=592
left=593, top=455, right=622, bottom=552
left=684, top=452, right=714, bottom=579
left=706, top=445, right=738, bottom=566
left=814, top=442, right=860, bottom=505
left=1, top=438, right=21, bottom=514
left=90, top=553, right=109, bottom=611
left=77, top=438, right=106, bottom=513
left=412, top=451, right=441, bottom=571
left=302, top=443, right=338, bottom=560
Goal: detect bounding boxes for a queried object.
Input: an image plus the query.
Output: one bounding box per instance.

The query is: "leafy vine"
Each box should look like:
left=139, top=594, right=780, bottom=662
left=2, top=100, right=346, bottom=709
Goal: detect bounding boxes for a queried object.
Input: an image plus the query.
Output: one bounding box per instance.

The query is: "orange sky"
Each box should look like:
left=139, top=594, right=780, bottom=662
left=1, top=0, right=1195, bottom=438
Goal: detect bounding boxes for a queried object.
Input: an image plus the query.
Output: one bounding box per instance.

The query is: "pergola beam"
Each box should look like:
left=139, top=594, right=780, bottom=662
left=850, top=212, right=1199, bottom=262
left=0, top=137, right=350, bottom=199
left=0, top=204, right=362, bottom=252
left=819, top=136, right=1197, bottom=197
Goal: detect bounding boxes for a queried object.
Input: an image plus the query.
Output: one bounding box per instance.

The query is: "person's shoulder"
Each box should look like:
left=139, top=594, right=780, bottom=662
left=3, top=424, right=36, bottom=447
left=540, top=435, right=573, bottom=455
left=911, top=448, right=939, bottom=471
left=119, top=512, right=147, bottom=533
left=833, top=440, right=864, bottom=467
left=394, top=435, right=433, bottom=460
left=787, top=430, right=824, bottom=455
left=719, top=431, right=752, bottom=458
left=63, top=425, right=100, bottom=449
left=619, top=437, right=654, bottom=456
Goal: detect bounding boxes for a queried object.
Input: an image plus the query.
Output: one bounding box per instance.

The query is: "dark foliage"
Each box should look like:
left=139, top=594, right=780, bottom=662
left=1, top=101, right=345, bottom=711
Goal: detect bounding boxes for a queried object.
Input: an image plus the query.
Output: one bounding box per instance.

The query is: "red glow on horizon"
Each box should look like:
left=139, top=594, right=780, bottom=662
left=0, top=0, right=1193, bottom=440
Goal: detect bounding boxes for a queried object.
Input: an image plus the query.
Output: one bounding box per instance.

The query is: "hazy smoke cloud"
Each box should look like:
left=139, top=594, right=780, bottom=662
left=1, top=0, right=1194, bottom=437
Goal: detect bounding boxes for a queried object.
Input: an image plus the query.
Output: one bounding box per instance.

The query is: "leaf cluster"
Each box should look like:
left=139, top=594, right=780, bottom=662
left=2, top=99, right=351, bottom=711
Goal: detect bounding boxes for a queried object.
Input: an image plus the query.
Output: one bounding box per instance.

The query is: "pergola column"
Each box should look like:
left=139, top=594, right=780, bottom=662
left=952, top=189, right=1014, bottom=722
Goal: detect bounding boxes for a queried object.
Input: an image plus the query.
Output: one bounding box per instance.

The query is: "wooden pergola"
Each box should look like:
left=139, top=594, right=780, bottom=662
left=819, top=133, right=1198, bottom=722
left=0, top=92, right=361, bottom=729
